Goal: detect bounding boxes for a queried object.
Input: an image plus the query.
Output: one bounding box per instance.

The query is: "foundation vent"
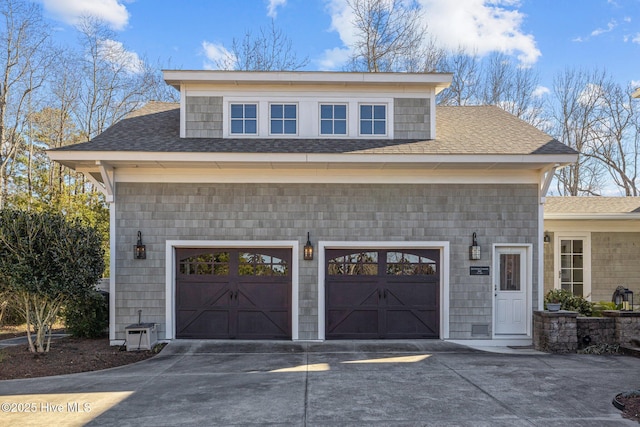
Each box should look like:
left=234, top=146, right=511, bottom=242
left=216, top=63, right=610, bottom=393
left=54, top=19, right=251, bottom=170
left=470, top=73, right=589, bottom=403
left=471, top=324, right=490, bottom=337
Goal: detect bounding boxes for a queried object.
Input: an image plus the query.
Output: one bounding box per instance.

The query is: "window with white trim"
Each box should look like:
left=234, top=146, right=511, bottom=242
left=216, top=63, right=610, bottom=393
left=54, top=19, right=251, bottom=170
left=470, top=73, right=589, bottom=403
left=554, top=233, right=592, bottom=301
left=230, top=103, right=257, bottom=134
left=270, top=103, right=297, bottom=135
left=360, top=104, right=386, bottom=135
left=320, top=104, right=347, bottom=135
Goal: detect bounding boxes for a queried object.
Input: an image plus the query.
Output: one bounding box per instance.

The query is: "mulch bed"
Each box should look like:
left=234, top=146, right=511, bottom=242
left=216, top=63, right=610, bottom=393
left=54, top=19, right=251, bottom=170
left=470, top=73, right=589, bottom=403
left=615, top=394, right=640, bottom=423
left=0, top=337, right=164, bottom=380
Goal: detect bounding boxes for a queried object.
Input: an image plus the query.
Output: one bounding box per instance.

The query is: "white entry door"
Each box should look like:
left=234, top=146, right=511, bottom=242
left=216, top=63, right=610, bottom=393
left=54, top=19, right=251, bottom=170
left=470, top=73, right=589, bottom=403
left=494, top=247, right=528, bottom=335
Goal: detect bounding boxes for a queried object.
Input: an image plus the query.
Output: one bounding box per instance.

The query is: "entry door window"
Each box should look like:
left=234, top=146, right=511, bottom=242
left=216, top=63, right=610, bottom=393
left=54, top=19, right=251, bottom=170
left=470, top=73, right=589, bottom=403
left=560, top=239, right=584, bottom=297
left=500, top=254, right=521, bottom=291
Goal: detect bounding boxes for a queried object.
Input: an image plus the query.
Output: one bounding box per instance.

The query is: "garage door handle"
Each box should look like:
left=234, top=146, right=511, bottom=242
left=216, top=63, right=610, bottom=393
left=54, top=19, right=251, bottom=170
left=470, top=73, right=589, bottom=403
left=230, top=291, right=234, bottom=300
left=234, top=291, right=239, bottom=300
left=383, top=289, right=387, bottom=299
left=378, top=289, right=382, bottom=299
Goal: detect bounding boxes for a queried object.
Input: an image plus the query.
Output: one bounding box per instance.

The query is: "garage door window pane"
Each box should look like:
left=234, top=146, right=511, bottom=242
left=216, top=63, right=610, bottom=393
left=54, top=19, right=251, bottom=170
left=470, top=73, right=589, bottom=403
left=386, top=251, right=437, bottom=275
left=328, top=251, right=378, bottom=275
left=179, top=252, right=229, bottom=276
left=239, top=252, right=289, bottom=276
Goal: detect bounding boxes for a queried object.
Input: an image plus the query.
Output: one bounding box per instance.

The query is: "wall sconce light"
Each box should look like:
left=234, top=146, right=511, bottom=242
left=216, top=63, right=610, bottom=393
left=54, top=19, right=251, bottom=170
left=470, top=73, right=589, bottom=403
left=469, top=232, right=481, bottom=260
left=134, top=231, right=146, bottom=260
left=544, top=233, right=551, bottom=244
left=304, top=232, right=314, bottom=261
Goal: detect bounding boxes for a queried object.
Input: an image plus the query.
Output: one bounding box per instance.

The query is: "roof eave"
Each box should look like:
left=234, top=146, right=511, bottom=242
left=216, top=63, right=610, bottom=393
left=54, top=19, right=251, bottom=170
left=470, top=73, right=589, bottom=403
left=162, top=70, right=454, bottom=91
left=46, top=150, right=578, bottom=170
left=545, top=213, right=640, bottom=220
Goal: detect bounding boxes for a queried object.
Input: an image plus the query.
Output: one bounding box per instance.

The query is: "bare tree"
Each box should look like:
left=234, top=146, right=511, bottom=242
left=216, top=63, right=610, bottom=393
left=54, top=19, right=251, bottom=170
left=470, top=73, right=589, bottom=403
left=0, top=0, right=53, bottom=208
left=550, top=68, right=612, bottom=196
left=480, top=52, right=545, bottom=127
left=345, top=0, right=443, bottom=72
left=587, top=83, right=640, bottom=196
left=217, top=20, right=308, bottom=71
left=437, top=47, right=480, bottom=105
left=74, top=17, right=164, bottom=141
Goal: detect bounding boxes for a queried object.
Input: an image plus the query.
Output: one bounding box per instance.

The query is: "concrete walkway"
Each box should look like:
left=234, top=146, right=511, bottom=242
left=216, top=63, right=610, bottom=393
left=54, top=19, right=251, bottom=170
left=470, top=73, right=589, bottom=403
left=0, top=340, right=638, bottom=426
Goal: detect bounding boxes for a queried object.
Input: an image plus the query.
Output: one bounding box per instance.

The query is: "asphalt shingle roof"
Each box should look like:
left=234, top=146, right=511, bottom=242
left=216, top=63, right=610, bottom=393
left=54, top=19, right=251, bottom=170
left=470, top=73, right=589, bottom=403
left=545, top=196, right=640, bottom=214
left=51, top=101, right=576, bottom=156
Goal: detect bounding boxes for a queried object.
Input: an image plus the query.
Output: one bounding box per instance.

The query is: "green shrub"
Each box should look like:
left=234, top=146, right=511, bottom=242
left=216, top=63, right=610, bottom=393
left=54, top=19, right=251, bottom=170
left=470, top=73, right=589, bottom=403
left=592, top=301, right=619, bottom=316
left=63, top=291, right=109, bottom=338
left=544, top=289, right=593, bottom=316
left=0, top=209, right=104, bottom=352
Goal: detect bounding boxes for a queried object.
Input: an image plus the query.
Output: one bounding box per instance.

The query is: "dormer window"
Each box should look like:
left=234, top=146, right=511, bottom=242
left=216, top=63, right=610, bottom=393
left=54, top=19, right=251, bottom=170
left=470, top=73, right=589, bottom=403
left=360, top=104, right=386, bottom=135
left=230, top=103, right=257, bottom=134
left=320, top=104, right=347, bottom=135
left=270, top=103, right=297, bottom=135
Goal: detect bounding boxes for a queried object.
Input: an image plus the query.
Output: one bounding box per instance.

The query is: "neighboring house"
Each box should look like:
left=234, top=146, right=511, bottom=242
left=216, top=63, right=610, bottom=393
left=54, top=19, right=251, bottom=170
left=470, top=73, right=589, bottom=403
left=633, top=87, right=640, bottom=99
left=543, top=197, right=640, bottom=305
left=48, top=71, right=577, bottom=346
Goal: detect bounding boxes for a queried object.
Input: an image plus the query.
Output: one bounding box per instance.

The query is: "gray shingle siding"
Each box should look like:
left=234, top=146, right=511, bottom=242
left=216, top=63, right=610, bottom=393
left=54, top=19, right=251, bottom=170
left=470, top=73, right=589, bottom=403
left=185, top=96, right=223, bottom=138
left=114, top=182, right=539, bottom=341
left=394, top=98, right=430, bottom=139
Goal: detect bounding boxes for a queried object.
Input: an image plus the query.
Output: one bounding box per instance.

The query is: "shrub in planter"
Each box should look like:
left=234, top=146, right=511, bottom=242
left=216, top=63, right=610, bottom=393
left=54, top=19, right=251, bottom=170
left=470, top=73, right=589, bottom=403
left=592, top=301, right=618, bottom=317
left=544, top=289, right=593, bottom=316
left=64, top=290, right=109, bottom=338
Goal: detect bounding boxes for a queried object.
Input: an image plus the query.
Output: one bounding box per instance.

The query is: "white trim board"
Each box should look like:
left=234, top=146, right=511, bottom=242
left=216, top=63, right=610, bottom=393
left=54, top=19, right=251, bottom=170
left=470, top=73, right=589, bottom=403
left=164, top=240, right=300, bottom=340
left=317, top=241, right=450, bottom=341
left=114, top=168, right=542, bottom=184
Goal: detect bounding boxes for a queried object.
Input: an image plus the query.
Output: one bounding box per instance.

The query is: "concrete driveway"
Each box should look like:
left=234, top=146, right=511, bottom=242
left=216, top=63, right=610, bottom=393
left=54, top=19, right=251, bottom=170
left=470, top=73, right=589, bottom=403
left=0, top=340, right=638, bottom=426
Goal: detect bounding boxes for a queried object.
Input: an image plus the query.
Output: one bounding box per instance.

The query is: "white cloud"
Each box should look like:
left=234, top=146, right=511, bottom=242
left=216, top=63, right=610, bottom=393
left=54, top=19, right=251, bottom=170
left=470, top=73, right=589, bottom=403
left=419, top=0, right=540, bottom=65
left=97, top=39, right=143, bottom=74
left=317, top=47, right=351, bottom=70
left=578, top=83, right=607, bottom=106
left=632, top=33, right=640, bottom=44
left=39, top=0, right=130, bottom=30
left=320, top=0, right=363, bottom=69
left=591, top=19, right=617, bottom=36
left=320, top=0, right=541, bottom=70
left=532, top=85, right=550, bottom=98
left=267, top=0, right=287, bottom=18
left=202, top=41, right=236, bottom=70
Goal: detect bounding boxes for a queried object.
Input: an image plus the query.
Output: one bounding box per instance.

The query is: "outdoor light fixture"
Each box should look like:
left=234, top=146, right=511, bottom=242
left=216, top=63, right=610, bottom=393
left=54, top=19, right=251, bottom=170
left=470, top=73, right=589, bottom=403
left=469, top=232, right=481, bottom=260
left=544, top=233, right=551, bottom=244
left=134, top=231, right=146, bottom=260
left=613, top=286, right=634, bottom=310
left=304, top=232, right=314, bottom=261
left=624, top=288, right=634, bottom=311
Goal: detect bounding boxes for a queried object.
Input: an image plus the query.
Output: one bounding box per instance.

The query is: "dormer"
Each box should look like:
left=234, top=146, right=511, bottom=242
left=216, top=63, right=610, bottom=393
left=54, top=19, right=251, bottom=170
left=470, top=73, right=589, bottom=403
left=163, top=70, right=453, bottom=140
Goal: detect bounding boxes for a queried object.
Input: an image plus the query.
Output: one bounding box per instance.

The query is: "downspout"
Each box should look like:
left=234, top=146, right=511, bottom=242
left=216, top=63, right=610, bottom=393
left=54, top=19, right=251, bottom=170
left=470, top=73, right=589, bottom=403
left=538, top=164, right=558, bottom=310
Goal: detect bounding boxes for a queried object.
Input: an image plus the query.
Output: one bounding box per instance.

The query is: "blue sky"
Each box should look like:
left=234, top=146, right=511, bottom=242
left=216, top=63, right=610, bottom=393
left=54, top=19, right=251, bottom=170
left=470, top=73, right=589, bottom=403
left=38, top=0, right=640, bottom=92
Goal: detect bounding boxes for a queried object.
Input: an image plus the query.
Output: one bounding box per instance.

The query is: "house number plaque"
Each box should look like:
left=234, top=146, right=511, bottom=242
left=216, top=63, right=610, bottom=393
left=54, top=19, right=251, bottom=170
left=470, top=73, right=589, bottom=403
left=470, top=266, right=490, bottom=276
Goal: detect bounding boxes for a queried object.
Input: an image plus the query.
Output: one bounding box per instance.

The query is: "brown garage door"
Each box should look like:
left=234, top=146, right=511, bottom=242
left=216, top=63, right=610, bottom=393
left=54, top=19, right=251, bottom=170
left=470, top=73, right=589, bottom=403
left=326, top=248, right=439, bottom=339
left=176, top=248, right=291, bottom=339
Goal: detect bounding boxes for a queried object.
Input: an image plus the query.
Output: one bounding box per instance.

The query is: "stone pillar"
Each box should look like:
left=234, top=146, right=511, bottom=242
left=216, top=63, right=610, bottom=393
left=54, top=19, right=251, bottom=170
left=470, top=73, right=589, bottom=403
left=603, top=310, right=640, bottom=346
left=533, top=310, right=578, bottom=353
